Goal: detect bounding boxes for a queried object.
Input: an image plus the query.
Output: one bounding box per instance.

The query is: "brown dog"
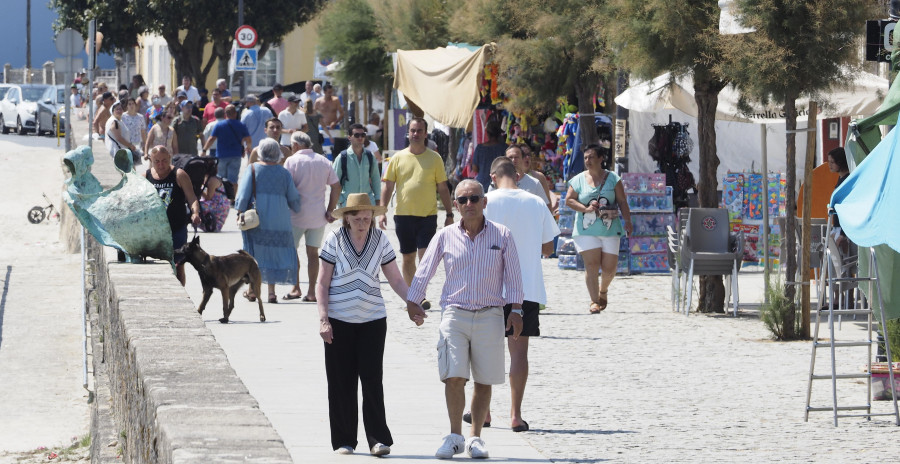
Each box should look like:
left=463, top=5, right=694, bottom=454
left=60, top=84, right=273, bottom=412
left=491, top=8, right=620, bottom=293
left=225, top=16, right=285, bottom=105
left=178, top=236, right=266, bottom=323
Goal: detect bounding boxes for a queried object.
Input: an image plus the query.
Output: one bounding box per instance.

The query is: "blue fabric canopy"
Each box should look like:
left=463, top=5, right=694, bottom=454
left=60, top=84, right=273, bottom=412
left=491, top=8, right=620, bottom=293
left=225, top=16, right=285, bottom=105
left=832, top=125, right=900, bottom=253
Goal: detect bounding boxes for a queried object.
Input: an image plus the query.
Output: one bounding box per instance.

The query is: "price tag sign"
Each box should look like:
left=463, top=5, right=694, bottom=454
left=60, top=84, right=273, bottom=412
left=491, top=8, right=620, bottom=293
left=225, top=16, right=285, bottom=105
left=235, top=25, right=258, bottom=48
left=615, top=119, right=627, bottom=159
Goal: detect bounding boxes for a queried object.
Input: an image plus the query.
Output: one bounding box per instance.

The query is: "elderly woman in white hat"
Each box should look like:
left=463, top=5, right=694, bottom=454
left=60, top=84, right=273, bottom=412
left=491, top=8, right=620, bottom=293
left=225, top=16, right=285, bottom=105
left=315, top=193, right=414, bottom=457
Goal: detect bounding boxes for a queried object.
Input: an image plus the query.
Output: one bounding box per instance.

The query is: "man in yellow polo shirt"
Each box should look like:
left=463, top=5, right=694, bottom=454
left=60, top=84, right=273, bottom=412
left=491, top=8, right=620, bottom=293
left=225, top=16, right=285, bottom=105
left=379, top=117, right=454, bottom=285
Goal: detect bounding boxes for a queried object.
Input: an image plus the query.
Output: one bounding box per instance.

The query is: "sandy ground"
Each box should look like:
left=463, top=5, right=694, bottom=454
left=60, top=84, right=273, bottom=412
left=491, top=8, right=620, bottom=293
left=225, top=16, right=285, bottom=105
left=0, top=134, right=90, bottom=462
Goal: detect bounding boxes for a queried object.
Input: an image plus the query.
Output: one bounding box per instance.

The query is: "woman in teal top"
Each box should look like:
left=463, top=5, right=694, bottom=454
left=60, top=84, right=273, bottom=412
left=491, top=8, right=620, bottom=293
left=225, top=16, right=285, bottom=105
left=565, top=144, right=632, bottom=314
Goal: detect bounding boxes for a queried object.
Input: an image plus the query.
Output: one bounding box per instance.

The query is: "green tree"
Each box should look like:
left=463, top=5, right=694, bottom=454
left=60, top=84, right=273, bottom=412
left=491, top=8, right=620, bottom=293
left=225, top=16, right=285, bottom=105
left=450, top=0, right=612, bottom=146
left=52, top=0, right=324, bottom=86
left=374, top=0, right=458, bottom=51
left=720, top=0, right=873, bottom=337
left=317, top=0, right=392, bottom=94
left=606, top=0, right=729, bottom=312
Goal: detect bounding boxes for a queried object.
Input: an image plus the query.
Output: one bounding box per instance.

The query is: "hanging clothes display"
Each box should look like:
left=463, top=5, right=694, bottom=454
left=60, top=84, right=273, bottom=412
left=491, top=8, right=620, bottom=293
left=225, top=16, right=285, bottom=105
left=648, top=121, right=695, bottom=208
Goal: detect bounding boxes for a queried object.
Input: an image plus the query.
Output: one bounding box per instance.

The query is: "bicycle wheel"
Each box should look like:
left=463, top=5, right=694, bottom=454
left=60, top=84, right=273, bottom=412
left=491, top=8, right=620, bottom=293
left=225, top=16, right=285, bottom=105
left=27, top=206, right=45, bottom=224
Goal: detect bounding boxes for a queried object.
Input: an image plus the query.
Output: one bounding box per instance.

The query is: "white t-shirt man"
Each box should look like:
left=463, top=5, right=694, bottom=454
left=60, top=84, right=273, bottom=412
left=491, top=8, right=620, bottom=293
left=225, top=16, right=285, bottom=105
left=176, top=85, right=201, bottom=104
left=484, top=188, right=560, bottom=304
left=488, top=173, right=549, bottom=205
left=278, top=108, right=308, bottom=146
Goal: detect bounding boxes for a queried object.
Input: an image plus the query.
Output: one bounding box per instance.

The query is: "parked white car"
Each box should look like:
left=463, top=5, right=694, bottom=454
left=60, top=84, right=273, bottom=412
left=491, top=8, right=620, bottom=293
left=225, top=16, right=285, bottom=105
left=0, top=84, right=52, bottom=134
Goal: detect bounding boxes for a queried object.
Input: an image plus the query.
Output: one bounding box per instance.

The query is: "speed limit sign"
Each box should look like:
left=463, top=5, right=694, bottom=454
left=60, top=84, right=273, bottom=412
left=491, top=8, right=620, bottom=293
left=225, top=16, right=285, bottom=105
left=235, top=25, right=258, bottom=48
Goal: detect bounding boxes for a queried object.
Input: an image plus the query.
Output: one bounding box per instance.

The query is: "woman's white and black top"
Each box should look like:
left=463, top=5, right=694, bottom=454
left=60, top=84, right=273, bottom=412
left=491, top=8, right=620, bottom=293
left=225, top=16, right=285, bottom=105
left=319, top=227, right=397, bottom=323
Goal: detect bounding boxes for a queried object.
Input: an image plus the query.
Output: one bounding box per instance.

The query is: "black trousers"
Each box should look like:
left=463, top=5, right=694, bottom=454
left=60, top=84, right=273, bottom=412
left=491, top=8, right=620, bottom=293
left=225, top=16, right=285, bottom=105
left=324, top=317, right=393, bottom=450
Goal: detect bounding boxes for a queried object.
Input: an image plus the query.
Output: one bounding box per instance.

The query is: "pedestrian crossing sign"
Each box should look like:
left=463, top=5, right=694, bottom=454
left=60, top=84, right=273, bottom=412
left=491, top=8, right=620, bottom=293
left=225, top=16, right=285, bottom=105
left=235, top=48, right=257, bottom=71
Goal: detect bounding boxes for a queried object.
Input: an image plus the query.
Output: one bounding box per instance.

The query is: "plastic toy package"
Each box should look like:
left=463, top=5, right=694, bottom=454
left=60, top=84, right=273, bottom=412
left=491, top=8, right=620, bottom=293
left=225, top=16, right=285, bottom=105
left=630, top=214, right=675, bottom=237
left=627, top=187, right=674, bottom=213
left=556, top=235, right=577, bottom=255
left=622, top=173, right=667, bottom=194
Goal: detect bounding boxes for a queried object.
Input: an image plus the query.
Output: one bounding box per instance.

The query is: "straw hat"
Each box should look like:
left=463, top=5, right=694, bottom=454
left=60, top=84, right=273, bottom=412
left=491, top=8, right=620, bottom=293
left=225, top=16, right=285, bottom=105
left=333, top=193, right=387, bottom=217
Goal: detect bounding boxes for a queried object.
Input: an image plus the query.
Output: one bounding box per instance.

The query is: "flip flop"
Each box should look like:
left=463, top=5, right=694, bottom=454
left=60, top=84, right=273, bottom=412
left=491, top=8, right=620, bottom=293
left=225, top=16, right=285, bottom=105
left=268, top=294, right=278, bottom=304
left=589, top=302, right=603, bottom=314
left=282, top=293, right=302, bottom=300
left=301, top=295, right=317, bottom=302
left=511, top=421, right=529, bottom=433
left=462, top=411, right=490, bottom=428
left=243, top=291, right=257, bottom=302
left=597, top=291, right=608, bottom=310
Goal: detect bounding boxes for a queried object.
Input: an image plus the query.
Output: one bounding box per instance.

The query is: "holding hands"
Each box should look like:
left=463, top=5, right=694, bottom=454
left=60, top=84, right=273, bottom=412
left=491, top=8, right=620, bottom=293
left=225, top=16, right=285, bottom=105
left=406, top=301, right=427, bottom=326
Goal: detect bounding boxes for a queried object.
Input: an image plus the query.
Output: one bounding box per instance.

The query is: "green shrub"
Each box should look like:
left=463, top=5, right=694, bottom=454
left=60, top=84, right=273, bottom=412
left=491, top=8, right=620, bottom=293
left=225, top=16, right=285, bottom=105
left=760, top=278, right=800, bottom=340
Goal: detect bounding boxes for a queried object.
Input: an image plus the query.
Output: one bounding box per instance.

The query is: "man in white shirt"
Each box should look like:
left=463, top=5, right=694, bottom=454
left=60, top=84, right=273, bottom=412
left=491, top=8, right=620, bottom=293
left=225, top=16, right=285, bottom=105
left=299, top=80, right=319, bottom=106
left=479, top=156, right=559, bottom=433
left=278, top=95, right=308, bottom=147
left=175, top=76, right=201, bottom=104
left=487, top=145, right=550, bottom=206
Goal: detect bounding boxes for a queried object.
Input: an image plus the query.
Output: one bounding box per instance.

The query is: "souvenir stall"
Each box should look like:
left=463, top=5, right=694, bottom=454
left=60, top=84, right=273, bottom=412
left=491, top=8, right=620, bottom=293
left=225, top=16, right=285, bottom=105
left=721, top=172, right=786, bottom=266
left=622, top=173, right=675, bottom=273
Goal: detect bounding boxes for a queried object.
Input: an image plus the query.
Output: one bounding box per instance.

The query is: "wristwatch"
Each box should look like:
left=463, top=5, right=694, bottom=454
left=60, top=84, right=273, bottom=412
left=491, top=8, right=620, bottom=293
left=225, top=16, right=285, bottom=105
left=511, top=309, right=524, bottom=317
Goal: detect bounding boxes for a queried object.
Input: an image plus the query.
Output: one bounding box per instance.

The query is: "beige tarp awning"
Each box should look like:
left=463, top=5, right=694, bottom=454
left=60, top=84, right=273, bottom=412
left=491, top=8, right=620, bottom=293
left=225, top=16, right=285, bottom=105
left=393, top=45, right=489, bottom=129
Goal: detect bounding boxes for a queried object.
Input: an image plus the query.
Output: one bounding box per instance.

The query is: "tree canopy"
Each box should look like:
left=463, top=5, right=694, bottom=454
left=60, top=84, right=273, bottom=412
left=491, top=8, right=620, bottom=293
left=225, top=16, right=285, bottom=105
left=52, top=0, right=324, bottom=85
left=317, top=0, right=392, bottom=93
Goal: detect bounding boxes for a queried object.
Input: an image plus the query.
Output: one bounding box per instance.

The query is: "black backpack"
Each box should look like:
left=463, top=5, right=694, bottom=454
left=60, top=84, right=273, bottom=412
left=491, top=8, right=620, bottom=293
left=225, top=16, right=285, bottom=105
left=172, top=154, right=218, bottom=200
left=338, top=149, right=376, bottom=187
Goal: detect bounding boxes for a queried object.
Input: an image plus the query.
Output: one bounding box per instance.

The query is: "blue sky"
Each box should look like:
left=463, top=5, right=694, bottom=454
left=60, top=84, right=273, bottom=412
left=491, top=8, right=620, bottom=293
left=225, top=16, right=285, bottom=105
left=0, top=2, right=114, bottom=71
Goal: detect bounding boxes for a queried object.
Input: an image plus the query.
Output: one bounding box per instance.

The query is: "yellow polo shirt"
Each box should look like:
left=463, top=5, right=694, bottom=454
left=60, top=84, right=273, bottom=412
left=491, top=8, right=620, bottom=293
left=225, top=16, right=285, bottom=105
left=383, top=147, right=447, bottom=217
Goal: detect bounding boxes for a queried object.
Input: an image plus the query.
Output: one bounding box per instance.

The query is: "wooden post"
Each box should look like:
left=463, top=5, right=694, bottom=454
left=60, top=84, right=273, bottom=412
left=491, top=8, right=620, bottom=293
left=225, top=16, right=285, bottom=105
left=800, top=101, right=817, bottom=338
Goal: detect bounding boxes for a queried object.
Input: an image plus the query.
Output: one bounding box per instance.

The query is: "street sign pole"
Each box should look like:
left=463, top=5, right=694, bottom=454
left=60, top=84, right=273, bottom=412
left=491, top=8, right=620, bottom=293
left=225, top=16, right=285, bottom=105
left=65, top=57, right=71, bottom=150
left=238, top=0, right=245, bottom=100
left=88, top=20, right=96, bottom=144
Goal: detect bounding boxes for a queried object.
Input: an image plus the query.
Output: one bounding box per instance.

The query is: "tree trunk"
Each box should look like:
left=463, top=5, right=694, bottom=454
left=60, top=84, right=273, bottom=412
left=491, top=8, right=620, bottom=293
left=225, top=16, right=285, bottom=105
left=574, top=77, right=599, bottom=148
left=782, top=96, right=799, bottom=339
left=164, top=29, right=207, bottom=86
left=694, top=74, right=726, bottom=313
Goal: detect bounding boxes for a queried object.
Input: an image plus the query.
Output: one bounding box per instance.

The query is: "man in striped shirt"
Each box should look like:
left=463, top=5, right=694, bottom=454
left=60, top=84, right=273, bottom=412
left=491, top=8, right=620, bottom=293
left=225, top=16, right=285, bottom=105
left=406, top=179, right=524, bottom=460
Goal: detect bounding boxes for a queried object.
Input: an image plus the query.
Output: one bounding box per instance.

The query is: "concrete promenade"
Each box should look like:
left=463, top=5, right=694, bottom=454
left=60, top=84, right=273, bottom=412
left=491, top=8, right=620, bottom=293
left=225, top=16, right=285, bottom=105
left=184, top=202, right=900, bottom=463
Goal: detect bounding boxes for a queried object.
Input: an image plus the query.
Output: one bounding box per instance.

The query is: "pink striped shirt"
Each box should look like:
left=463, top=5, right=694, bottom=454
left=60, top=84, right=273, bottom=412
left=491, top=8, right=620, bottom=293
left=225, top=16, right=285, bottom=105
left=407, top=218, right=524, bottom=310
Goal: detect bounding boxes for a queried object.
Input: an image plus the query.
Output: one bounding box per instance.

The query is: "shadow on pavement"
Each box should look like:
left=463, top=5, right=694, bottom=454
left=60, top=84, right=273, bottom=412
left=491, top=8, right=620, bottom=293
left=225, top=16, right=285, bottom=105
left=533, top=428, right=635, bottom=436
left=0, top=265, right=9, bottom=348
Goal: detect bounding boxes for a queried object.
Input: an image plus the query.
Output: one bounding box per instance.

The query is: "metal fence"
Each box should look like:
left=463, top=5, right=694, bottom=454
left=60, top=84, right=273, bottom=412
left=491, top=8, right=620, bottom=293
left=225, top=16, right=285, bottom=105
left=2, top=62, right=118, bottom=87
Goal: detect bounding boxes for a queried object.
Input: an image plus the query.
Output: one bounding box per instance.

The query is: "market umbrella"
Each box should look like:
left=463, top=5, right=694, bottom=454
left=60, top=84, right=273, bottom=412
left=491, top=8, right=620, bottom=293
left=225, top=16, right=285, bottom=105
left=832, top=121, right=900, bottom=320
left=614, top=70, right=888, bottom=124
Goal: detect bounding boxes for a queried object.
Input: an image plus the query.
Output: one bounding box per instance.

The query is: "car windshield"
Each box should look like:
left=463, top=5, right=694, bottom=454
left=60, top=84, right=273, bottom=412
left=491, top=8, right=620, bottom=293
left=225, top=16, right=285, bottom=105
left=0, top=88, right=8, bottom=100
left=21, top=87, right=48, bottom=102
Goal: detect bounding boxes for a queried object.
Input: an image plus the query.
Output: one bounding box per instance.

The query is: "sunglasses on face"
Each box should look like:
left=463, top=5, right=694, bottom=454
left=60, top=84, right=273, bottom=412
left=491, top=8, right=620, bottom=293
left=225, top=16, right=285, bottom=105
left=455, top=195, right=482, bottom=205
left=351, top=132, right=367, bottom=138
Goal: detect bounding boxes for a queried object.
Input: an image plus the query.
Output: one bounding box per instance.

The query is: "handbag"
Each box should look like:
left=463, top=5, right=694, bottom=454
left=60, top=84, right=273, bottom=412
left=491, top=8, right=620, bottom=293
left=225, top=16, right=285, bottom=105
left=237, top=164, right=260, bottom=231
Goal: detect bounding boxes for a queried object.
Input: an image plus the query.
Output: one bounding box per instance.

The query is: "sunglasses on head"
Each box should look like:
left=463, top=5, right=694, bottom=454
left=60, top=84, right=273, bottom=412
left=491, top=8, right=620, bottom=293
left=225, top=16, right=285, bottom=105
left=455, top=195, right=482, bottom=205
left=351, top=132, right=367, bottom=138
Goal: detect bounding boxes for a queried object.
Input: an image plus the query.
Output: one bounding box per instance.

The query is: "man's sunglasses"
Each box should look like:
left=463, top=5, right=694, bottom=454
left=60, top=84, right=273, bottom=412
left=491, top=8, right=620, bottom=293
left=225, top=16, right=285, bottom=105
left=351, top=132, right=367, bottom=138
left=455, top=195, right=483, bottom=205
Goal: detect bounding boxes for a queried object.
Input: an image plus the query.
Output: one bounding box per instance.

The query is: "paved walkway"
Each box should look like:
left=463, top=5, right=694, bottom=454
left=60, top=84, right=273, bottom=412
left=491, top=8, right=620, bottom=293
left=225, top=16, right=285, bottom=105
left=0, top=136, right=90, bottom=455
left=184, top=201, right=900, bottom=463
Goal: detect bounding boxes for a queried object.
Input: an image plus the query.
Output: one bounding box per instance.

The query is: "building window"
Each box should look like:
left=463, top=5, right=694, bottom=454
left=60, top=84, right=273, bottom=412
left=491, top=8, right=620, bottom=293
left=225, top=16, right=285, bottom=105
left=253, top=48, right=279, bottom=89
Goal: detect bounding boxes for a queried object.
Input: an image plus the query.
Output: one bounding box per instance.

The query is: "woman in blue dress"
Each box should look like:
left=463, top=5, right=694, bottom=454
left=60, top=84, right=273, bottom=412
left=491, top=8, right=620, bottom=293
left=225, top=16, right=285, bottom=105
left=235, top=138, right=302, bottom=303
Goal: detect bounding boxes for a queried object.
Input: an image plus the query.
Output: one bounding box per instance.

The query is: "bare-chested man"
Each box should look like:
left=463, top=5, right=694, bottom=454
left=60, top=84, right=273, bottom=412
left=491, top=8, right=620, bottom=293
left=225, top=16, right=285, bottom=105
left=314, top=83, right=345, bottom=130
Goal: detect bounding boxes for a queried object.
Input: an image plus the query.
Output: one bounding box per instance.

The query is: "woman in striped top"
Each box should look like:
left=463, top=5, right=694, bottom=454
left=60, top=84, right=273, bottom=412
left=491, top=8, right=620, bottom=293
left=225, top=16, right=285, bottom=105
left=315, top=193, right=411, bottom=457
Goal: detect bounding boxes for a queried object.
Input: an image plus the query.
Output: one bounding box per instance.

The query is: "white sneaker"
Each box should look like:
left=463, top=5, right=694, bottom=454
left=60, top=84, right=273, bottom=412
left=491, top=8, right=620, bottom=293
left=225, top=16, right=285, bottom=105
left=435, top=433, right=465, bottom=459
left=370, top=443, right=391, bottom=456
left=466, top=436, right=489, bottom=459
left=335, top=446, right=353, bottom=455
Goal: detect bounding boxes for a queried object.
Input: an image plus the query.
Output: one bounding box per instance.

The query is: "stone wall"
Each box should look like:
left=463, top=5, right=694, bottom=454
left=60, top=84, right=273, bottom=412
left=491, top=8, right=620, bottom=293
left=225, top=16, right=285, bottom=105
left=58, top=131, right=291, bottom=462
left=87, top=241, right=291, bottom=463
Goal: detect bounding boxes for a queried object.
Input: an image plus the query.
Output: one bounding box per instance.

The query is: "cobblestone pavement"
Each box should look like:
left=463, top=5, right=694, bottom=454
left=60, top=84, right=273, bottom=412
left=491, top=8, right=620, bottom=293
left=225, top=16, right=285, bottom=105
left=374, top=211, right=900, bottom=463
left=189, top=204, right=899, bottom=463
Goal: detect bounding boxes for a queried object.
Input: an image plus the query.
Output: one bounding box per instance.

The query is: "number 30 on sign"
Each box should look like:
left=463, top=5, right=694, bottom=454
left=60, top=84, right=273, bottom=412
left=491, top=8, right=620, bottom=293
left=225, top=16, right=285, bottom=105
left=235, top=25, right=258, bottom=48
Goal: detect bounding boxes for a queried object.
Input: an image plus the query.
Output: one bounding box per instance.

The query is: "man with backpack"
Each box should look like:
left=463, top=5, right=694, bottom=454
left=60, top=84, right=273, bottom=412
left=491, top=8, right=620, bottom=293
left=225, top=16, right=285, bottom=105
left=333, top=123, right=381, bottom=208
